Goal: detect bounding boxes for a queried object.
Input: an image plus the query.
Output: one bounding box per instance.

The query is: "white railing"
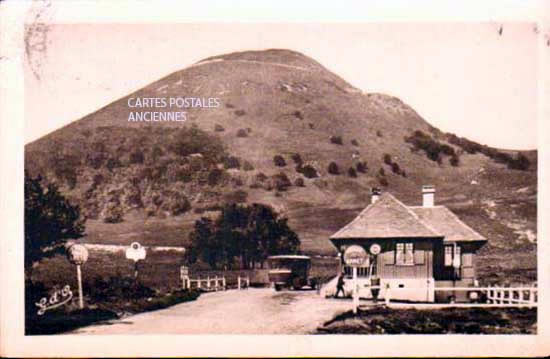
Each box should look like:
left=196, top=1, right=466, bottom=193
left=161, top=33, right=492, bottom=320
left=381, top=284, right=537, bottom=308
left=184, top=276, right=226, bottom=291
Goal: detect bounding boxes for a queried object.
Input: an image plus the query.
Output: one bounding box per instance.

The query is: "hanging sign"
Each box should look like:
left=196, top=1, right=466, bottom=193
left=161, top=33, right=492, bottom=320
left=343, top=245, right=368, bottom=267
left=369, top=243, right=381, bottom=255
left=125, top=242, right=147, bottom=262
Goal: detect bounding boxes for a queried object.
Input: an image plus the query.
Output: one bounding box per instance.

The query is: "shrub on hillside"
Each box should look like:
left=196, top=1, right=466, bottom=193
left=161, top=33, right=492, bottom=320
left=236, top=129, right=248, bottom=138
left=391, top=162, right=401, bottom=174
left=214, top=124, right=225, bottom=132
left=383, top=153, right=392, bottom=165
left=242, top=161, right=254, bottom=171
left=297, top=164, right=319, bottom=179
left=234, top=110, right=246, bottom=117
left=273, top=155, right=286, bottom=167
left=328, top=162, right=340, bottom=175
left=356, top=161, right=368, bottom=173
left=450, top=155, right=460, bottom=167
left=105, top=157, right=122, bottom=172
left=208, top=168, right=224, bottom=186
left=351, top=139, right=359, bottom=146
left=330, top=136, right=343, bottom=145
left=348, top=167, right=357, bottom=178
left=378, top=176, right=389, bottom=187
left=294, top=178, right=305, bottom=187
left=101, top=203, right=124, bottom=223
left=129, top=150, right=145, bottom=164
left=272, top=172, right=292, bottom=191
left=379, top=167, right=385, bottom=176
left=376, top=130, right=383, bottom=137
left=223, top=156, right=241, bottom=169
left=224, top=190, right=248, bottom=204
left=256, top=172, right=268, bottom=182
left=291, top=153, right=303, bottom=165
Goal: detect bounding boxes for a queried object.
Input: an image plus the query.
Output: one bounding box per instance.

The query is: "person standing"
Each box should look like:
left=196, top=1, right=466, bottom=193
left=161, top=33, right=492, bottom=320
left=334, top=273, right=346, bottom=298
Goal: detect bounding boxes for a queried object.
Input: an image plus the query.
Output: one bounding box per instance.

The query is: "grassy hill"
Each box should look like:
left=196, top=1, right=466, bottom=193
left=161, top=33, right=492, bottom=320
left=25, top=49, right=536, bottom=283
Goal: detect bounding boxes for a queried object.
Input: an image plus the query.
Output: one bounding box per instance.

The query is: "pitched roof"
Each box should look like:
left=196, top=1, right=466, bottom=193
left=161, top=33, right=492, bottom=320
left=409, top=206, right=486, bottom=242
left=330, top=193, right=442, bottom=240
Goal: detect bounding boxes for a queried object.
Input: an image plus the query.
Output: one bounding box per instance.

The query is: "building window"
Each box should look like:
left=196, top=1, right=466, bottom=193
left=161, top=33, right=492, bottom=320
left=396, top=242, right=414, bottom=265
left=444, top=244, right=461, bottom=267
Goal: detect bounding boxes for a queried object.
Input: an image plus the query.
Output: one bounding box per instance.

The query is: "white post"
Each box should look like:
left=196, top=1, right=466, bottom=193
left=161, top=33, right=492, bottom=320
left=198, top=277, right=201, bottom=289
left=247, top=277, right=250, bottom=288
left=214, top=276, right=218, bottom=291
left=519, top=289, right=525, bottom=304
left=238, top=277, right=241, bottom=290
left=353, top=266, right=358, bottom=314
left=508, top=289, right=513, bottom=304
left=223, top=277, right=226, bottom=290
left=385, top=283, right=391, bottom=306
left=76, top=264, right=84, bottom=309
left=207, top=276, right=210, bottom=289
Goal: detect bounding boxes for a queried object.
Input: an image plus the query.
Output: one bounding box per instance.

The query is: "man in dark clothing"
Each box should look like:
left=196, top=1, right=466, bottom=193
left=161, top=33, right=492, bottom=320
left=334, top=273, right=346, bottom=298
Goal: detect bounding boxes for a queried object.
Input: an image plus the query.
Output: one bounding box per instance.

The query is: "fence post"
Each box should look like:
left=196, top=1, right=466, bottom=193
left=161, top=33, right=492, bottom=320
left=238, top=276, right=241, bottom=290
left=214, top=276, right=218, bottom=291
left=198, top=277, right=201, bottom=289
left=385, top=284, right=391, bottom=306
left=247, top=277, right=250, bottom=289
left=223, top=276, right=226, bottom=290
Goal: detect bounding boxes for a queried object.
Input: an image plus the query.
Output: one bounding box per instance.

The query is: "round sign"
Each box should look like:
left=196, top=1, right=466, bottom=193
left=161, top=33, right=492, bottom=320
left=369, top=243, right=381, bottom=255
left=67, top=244, right=89, bottom=265
left=125, top=242, right=146, bottom=262
left=343, top=245, right=368, bottom=267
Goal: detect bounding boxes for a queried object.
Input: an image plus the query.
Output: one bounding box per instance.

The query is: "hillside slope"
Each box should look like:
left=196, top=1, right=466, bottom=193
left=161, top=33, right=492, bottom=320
left=25, top=49, right=536, bottom=282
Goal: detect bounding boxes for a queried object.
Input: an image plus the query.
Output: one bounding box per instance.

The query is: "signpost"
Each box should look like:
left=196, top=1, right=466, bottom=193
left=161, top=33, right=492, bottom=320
left=343, top=245, right=368, bottom=314
left=180, top=265, right=189, bottom=289
left=369, top=243, right=381, bottom=302
left=125, top=242, right=147, bottom=279
left=66, top=243, right=89, bottom=309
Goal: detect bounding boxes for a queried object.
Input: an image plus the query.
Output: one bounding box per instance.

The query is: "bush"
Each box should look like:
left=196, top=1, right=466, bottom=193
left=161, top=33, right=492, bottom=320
left=129, top=150, right=145, bottom=164
left=294, top=178, right=305, bottom=187
left=508, top=154, right=530, bottom=170
left=291, top=153, right=303, bottom=165
left=273, top=155, right=286, bottom=167
left=328, top=162, right=340, bottom=175
left=256, top=172, right=268, bottom=182
left=348, top=167, right=357, bottom=178
left=330, top=136, right=343, bottom=145
left=234, top=109, right=246, bottom=117
left=351, top=139, right=359, bottom=146
left=379, top=167, right=385, bottom=176
left=214, top=124, right=225, bottom=132
left=105, top=157, right=122, bottom=171
left=272, top=172, right=292, bottom=191
left=450, top=155, right=460, bottom=167
left=151, top=145, right=164, bottom=160
left=208, top=168, right=224, bottom=186
left=242, top=161, right=254, bottom=171
left=390, top=162, right=401, bottom=174
left=101, top=203, right=124, bottom=223
left=223, top=156, right=241, bottom=169
left=356, top=161, right=368, bottom=173
left=383, top=153, right=392, bottom=165
left=297, top=164, right=319, bottom=178
left=89, top=276, right=155, bottom=301
left=236, top=129, right=248, bottom=138
left=376, top=130, right=383, bottom=137
left=378, top=176, right=389, bottom=186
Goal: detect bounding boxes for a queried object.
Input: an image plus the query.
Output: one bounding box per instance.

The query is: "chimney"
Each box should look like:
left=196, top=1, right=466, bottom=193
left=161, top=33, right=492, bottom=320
left=371, top=187, right=381, bottom=204
left=422, top=185, right=435, bottom=207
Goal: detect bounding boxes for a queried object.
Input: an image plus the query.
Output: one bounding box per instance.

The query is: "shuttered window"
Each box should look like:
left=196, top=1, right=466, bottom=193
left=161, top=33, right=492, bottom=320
left=444, top=245, right=453, bottom=266
left=445, top=245, right=462, bottom=267
left=396, top=242, right=414, bottom=265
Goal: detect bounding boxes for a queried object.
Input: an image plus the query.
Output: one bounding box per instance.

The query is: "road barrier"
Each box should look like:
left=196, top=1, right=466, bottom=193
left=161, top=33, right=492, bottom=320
left=237, top=276, right=250, bottom=290
left=184, top=276, right=226, bottom=292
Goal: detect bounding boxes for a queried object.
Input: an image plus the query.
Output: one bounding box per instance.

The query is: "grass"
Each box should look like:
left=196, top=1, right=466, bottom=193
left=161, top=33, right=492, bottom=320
left=317, top=306, right=537, bottom=334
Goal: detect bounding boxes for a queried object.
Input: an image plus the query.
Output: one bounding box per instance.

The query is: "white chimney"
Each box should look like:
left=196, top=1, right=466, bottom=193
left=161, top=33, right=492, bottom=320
left=422, top=185, right=435, bottom=207
left=371, top=187, right=381, bottom=204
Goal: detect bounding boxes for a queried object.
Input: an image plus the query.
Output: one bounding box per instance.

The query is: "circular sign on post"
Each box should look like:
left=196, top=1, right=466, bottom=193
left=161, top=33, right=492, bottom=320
left=125, top=242, right=146, bottom=262
left=343, top=245, right=368, bottom=267
left=369, top=243, right=381, bottom=255
left=67, top=244, right=89, bottom=265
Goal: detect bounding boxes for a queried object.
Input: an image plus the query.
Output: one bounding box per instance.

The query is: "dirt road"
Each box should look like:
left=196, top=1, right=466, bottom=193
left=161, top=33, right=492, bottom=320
left=73, top=288, right=352, bottom=334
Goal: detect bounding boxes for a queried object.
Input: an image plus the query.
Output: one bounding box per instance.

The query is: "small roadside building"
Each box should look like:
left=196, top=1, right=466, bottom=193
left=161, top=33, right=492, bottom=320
left=329, top=186, right=487, bottom=302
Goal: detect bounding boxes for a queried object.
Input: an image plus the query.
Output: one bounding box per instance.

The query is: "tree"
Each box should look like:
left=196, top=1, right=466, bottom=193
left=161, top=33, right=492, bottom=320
left=185, top=203, right=300, bottom=269
left=328, top=162, right=340, bottom=175
left=25, top=172, right=85, bottom=277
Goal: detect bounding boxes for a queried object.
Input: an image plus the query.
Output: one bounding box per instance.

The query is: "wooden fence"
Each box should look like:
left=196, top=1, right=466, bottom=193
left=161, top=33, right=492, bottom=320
left=381, top=284, right=537, bottom=308
left=182, top=275, right=251, bottom=291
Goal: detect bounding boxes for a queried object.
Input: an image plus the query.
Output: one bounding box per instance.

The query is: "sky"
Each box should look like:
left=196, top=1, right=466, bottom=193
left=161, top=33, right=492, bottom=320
left=25, top=22, right=539, bottom=149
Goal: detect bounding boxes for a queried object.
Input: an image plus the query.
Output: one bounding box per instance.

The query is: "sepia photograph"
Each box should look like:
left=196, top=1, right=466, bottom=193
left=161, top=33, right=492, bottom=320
left=1, top=0, right=549, bottom=357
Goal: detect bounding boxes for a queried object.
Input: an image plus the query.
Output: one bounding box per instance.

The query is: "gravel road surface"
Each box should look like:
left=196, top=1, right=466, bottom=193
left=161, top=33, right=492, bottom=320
left=73, top=288, right=351, bottom=334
